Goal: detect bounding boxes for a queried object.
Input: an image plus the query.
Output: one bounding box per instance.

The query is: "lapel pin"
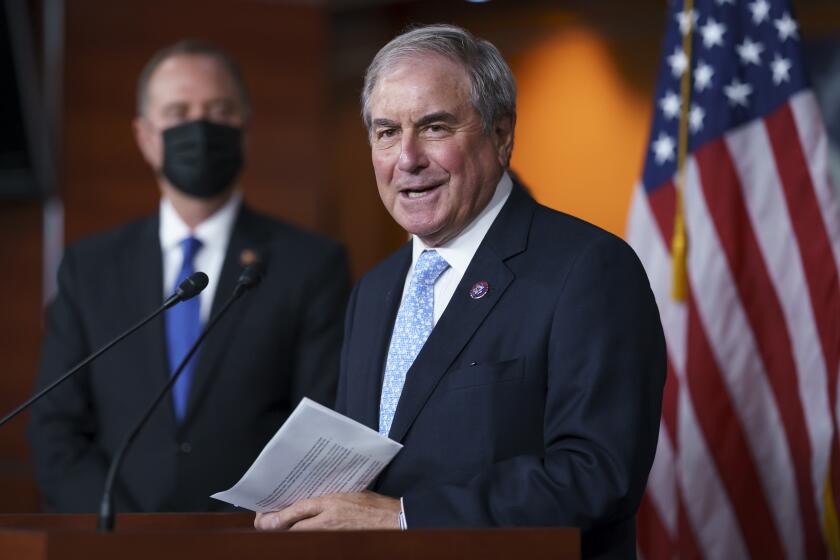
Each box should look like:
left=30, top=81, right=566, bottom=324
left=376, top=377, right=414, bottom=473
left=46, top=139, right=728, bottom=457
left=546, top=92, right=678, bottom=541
left=469, top=280, right=489, bottom=300
left=240, top=249, right=259, bottom=267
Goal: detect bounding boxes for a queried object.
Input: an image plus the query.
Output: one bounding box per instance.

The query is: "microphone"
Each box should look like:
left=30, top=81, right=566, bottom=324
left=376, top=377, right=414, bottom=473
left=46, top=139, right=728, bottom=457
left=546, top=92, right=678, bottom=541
left=235, top=260, right=265, bottom=296
left=165, top=270, right=209, bottom=306
left=0, top=272, right=209, bottom=429
left=97, top=264, right=264, bottom=531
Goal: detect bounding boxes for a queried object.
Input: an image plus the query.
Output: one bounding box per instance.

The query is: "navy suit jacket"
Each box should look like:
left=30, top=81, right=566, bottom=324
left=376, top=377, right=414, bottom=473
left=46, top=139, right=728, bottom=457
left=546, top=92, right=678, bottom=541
left=336, top=184, right=665, bottom=558
left=28, top=205, right=350, bottom=512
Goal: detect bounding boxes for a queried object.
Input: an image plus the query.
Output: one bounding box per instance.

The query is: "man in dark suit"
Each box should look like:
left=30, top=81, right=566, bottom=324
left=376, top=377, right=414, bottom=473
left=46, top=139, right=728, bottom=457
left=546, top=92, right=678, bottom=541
left=254, top=25, right=665, bottom=558
left=28, top=40, right=350, bottom=513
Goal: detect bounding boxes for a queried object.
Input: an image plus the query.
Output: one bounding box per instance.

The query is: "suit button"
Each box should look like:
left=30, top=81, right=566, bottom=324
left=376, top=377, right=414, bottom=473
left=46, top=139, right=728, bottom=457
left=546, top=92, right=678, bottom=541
left=179, top=442, right=192, bottom=454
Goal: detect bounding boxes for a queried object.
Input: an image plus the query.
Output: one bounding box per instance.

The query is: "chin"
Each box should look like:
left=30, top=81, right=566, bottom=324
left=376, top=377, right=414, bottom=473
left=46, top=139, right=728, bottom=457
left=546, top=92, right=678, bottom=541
left=402, top=221, right=440, bottom=240
left=393, top=213, right=434, bottom=236
left=411, top=229, right=450, bottom=247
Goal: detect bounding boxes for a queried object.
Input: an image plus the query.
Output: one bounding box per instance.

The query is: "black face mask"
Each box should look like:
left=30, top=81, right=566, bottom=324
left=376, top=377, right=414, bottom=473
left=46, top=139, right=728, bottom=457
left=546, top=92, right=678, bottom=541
left=161, top=120, right=244, bottom=199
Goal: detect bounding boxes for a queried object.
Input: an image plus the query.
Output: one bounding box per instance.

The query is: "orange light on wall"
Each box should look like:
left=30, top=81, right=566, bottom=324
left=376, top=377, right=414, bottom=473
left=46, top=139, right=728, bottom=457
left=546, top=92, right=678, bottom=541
left=511, top=25, right=653, bottom=238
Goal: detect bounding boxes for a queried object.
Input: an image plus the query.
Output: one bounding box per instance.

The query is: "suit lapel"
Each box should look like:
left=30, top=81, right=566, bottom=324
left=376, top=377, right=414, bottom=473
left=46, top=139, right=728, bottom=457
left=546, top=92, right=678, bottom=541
left=180, top=205, right=265, bottom=429
left=386, top=184, right=535, bottom=443
left=121, top=216, right=174, bottom=421
left=353, top=245, right=411, bottom=431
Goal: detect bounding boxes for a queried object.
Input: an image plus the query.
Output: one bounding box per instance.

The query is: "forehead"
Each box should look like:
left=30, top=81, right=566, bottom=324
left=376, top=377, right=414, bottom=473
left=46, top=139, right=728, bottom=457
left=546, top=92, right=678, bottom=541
left=370, top=54, right=472, bottom=118
left=145, top=54, right=238, bottom=108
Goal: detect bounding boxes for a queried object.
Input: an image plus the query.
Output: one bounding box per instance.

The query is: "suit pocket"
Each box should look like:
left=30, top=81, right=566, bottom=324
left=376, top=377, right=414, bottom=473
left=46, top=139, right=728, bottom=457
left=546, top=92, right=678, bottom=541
left=443, top=356, right=525, bottom=391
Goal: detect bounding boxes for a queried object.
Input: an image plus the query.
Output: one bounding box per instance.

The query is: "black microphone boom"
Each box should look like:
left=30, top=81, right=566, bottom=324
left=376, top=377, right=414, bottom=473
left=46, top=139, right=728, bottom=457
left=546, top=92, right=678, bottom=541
left=97, top=265, right=263, bottom=531
left=0, top=272, right=209, bottom=429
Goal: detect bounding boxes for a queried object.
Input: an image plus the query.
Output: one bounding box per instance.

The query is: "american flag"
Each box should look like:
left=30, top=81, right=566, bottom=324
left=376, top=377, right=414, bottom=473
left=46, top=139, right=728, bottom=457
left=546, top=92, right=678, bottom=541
left=627, top=0, right=840, bottom=558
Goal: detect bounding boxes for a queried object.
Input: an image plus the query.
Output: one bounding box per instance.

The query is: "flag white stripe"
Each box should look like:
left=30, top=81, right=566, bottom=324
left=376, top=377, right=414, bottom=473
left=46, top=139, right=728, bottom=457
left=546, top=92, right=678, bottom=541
left=628, top=189, right=680, bottom=548
left=727, top=118, right=833, bottom=525
left=678, top=383, right=749, bottom=559
left=627, top=186, right=687, bottom=375
left=684, top=157, right=801, bottom=559
left=789, top=92, right=840, bottom=286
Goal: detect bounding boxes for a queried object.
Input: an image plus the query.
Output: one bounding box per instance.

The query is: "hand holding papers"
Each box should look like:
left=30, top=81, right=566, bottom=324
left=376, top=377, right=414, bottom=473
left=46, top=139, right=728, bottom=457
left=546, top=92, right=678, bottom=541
left=212, top=398, right=402, bottom=512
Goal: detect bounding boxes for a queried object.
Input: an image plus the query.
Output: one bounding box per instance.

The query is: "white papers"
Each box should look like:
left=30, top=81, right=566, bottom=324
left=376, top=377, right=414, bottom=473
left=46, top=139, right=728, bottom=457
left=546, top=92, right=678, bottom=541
left=211, top=398, right=402, bottom=512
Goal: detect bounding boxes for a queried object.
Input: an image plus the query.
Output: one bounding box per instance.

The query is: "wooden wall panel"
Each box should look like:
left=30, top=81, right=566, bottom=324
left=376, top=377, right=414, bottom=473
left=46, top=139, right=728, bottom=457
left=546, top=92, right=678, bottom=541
left=0, top=200, right=43, bottom=512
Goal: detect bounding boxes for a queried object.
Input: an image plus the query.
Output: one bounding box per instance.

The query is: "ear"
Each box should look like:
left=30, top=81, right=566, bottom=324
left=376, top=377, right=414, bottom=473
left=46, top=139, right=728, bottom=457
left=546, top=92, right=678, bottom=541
left=133, top=116, right=159, bottom=168
left=493, top=115, right=515, bottom=167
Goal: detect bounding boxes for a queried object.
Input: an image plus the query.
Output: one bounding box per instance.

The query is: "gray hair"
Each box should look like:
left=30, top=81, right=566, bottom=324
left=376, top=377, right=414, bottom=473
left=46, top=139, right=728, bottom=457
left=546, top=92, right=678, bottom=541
left=361, top=24, right=517, bottom=135
left=136, top=39, right=252, bottom=120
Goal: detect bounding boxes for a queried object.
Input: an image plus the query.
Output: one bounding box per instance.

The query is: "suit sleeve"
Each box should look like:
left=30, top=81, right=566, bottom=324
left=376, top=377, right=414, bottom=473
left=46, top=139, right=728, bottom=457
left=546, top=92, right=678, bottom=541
left=401, top=235, right=666, bottom=534
left=26, top=249, right=139, bottom=512
left=289, top=243, right=352, bottom=409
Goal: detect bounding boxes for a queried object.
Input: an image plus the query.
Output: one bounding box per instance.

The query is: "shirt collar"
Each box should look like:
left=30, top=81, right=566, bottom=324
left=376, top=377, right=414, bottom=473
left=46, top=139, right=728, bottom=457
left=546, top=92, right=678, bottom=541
left=411, top=171, right=513, bottom=274
left=159, top=190, right=242, bottom=253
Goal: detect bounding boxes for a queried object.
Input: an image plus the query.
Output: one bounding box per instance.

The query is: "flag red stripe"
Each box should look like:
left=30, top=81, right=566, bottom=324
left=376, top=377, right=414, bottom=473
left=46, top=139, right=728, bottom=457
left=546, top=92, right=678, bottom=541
left=646, top=181, right=676, bottom=249
left=638, top=492, right=674, bottom=560
left=766, top=101, right=840, bottom=537
left=686, top=290, right=785, bottom=558
left=695, top=139, right=825, bottom=558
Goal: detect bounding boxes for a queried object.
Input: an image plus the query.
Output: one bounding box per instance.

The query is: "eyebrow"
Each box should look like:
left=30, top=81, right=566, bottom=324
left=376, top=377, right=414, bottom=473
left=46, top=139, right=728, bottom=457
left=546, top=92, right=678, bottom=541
left=415, top=112, right=458, bottom=127
left=372, top=118, right=399, bottom=128
left=371, top=111, right=460, bottom=130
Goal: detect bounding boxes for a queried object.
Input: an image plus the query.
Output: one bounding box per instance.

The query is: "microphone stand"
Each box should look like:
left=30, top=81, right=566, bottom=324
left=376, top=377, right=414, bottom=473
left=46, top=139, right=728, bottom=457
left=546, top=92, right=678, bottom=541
left=0, top=272, right=208, bottom=429
left=97, top=270, right=260, bottom=531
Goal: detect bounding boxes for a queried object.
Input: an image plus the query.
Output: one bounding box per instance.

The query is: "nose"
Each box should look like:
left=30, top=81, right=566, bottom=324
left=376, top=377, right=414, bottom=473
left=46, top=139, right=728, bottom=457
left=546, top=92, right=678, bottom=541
left=397, top=134, right=428, bottom=173
left=189, top=105, right=222, bottom=124
left=191, top=106, right=212, bottom=122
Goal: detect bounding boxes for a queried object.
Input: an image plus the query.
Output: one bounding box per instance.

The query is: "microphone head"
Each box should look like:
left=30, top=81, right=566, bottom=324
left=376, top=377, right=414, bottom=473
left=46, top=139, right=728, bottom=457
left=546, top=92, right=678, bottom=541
left=237, top=261, right=265, bottom=291
left=177, top=272, right=209, bottom=301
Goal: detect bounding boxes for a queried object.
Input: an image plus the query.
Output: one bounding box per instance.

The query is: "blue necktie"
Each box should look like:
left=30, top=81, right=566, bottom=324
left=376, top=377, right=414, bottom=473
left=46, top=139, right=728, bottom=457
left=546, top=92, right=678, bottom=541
left=379, top=250, right=450, bottom=436
left=165, top=236, right=203, bottom=421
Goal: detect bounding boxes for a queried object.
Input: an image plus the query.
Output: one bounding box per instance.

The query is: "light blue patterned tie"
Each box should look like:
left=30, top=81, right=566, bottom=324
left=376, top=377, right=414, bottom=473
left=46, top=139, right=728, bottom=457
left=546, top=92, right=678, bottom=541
left=379, top=250, right=450, bottom=436
left=165, top=236, right=203, bottom=421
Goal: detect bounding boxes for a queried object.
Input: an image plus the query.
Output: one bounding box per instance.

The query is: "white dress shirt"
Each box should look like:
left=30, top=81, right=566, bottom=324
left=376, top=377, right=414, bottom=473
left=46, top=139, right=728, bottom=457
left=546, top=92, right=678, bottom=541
left=403, top=172, right=513, bottom=325
left=159, top=192, right=242, bottom=323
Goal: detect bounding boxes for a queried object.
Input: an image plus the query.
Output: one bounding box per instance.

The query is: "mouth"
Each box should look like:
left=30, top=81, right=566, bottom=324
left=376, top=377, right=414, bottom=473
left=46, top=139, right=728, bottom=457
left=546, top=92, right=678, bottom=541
left=398, top=183, right=443, bottom=200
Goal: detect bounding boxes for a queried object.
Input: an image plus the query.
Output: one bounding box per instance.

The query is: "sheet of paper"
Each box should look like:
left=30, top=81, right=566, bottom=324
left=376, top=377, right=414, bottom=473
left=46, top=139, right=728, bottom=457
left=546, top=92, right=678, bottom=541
left=211, top=397, right=402, bottom=512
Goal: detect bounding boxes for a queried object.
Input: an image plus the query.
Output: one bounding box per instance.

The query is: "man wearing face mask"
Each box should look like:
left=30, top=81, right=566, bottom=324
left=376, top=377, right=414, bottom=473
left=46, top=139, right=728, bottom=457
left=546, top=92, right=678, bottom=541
left=27, top=40, right=351, bottom=513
